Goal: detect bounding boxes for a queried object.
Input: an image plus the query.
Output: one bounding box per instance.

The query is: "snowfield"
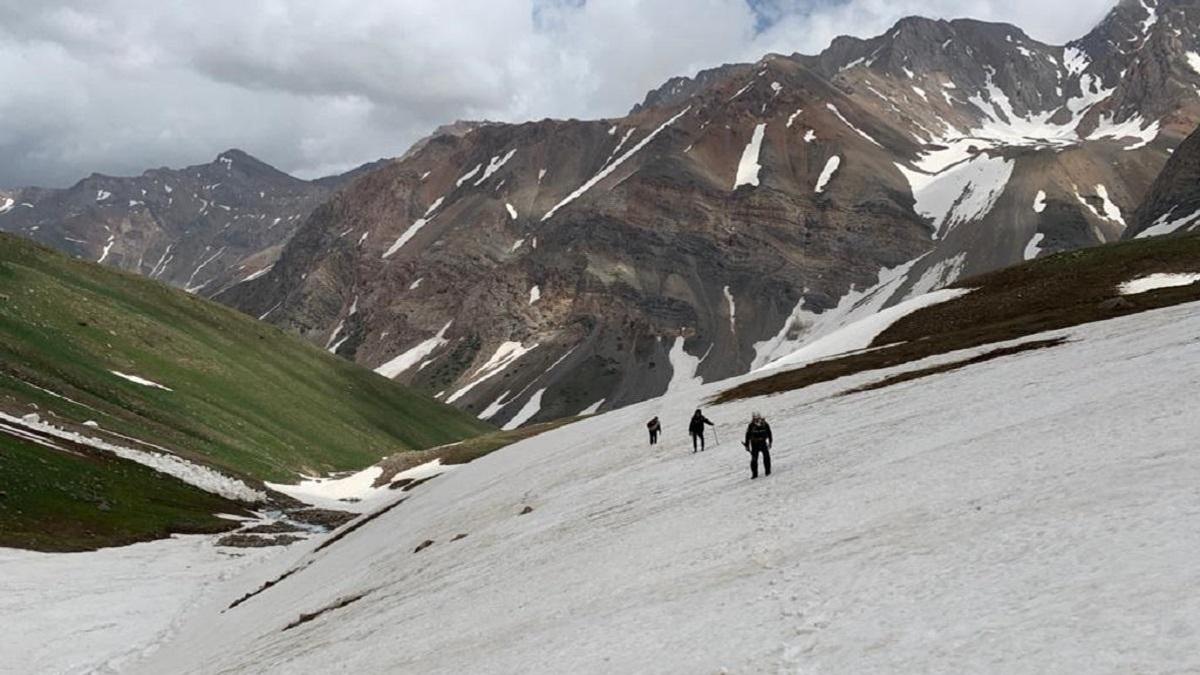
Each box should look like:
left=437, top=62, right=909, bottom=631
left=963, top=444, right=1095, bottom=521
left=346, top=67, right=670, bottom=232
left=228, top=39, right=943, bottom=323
left=108, top=301, right=1200, bottom=674
left=0, top=537, right=281, bottom=675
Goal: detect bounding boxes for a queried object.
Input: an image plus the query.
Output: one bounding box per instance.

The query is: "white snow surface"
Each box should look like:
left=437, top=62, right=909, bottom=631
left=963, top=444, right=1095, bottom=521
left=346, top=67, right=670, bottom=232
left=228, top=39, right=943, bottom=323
left=446, top=341, right=539, bottom=404
left=505, top=203, right=518, bottom=220
left=896, top=155, right=1014, bottom=239
left=1135, top=208, right=1200, bottom=238
left=0, top=536, right=281, bottom=675
left=722, top=285, right=736, bottom=332
left=1033, top=190, right=1047, bottom=213
left=733, top=123, right=767, bottom=189
left=825, top=103, right=882, bottom=147
left=130, top=301, right=1200, bottom=674
left=97, top=234, right=116, bottom=264
left=382, top=218, right=432, bottom=258
left=266, top=460, right=452, bottom=513
left=240, top=265, right=273, bottom=283
left=814, top=155, right=841, bottom=193
left=663, top=335, right=704, bottom=396
left=474, top=149, right=517, bottom=186
left=1117, top=272, right=1200, bottom=296
left=110, top=370, right=172, bottom=391
left=1187, top=51, right=1200, bottom=75
left=1024, top=233, right=1046, bottom=261
left=761, top=287, right=971, bottom=372
left=374, top=320, right=453, bottom=379
left=528, top=285, right=541, bottom=305
left=502, top=388, right=547, bottom=431
left=542, top=106, right=691, bottom=221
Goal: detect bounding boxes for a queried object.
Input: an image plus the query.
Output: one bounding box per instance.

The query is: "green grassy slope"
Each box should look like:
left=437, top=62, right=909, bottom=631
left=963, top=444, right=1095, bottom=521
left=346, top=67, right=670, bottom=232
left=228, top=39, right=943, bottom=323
left=0, top=233, right=492, bottom=483
left=0, top=432, right=247, bottom=552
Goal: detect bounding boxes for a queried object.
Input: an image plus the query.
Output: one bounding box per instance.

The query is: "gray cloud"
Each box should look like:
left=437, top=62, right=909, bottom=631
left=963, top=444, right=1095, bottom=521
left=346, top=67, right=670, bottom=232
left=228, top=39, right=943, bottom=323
left=0, top=0, right=1115, bottom=188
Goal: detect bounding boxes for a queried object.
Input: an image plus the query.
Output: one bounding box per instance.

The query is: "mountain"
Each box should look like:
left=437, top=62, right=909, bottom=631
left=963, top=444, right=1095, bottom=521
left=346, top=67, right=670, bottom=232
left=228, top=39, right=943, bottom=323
left=209, top=1, right=1200, bottom=429
left=0, top=233, right=490, bottom=550
left=1126, top=121, right=1200, bottom=236
left=0, top=150, right=383, bottom=297
left=125, top=289, right=1200, bottom=672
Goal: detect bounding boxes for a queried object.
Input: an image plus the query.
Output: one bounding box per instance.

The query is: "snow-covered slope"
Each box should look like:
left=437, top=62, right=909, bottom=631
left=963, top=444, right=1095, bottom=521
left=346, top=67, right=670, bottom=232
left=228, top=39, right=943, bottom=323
left=130, top=301, right=1200, bottom=673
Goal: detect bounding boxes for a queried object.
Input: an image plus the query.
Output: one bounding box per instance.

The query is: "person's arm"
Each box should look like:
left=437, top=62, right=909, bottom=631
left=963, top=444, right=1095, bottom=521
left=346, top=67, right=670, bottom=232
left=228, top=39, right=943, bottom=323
left=765, top=423, right=773, bottom=448
left=705, top=416, right=715, bottom=426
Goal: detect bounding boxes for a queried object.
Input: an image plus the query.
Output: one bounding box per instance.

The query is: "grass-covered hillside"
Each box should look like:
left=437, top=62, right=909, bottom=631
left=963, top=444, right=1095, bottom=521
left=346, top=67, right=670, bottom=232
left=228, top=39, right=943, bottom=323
left=0, top=233, right=491, bottom=481
left=0, top=234, right=492, bottom=550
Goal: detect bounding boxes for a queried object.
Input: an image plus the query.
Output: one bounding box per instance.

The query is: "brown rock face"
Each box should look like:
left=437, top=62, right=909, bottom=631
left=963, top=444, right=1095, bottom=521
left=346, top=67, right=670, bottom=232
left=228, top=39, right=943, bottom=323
left=217, top=3, right=1200, bottom=428
left=1127, top=123, right=1200, bottom=237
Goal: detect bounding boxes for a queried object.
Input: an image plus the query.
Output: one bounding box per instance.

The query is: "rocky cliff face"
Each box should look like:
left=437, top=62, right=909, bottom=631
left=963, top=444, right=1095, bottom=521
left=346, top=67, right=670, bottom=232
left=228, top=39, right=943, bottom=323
left=1126, top=122, right=1200, bottom=237
left=42, top=1, right=1200, bottom=428
left=0, top=150, right=373, bottom=296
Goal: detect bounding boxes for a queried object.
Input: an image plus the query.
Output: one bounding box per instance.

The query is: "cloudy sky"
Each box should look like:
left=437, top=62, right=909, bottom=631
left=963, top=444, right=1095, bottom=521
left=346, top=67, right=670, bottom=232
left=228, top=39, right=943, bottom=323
left=0, top=0, right=1115, bottom=188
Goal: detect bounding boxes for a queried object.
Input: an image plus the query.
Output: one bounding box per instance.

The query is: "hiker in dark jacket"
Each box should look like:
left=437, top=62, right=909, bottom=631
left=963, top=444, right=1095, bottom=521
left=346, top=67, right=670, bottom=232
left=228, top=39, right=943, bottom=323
left=743, top=413, right=772, bottom=479
left=689, top=409, right=715, bottom=452
left=647, top=417, right=662, bottom=445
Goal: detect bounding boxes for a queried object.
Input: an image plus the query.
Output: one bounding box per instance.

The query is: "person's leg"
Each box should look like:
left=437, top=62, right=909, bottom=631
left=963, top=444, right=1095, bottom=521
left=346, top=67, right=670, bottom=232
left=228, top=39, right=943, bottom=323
left=700, top=432, right=706, bottom=451
left=750, top=448, right=759, bottom=478
left=763, top=448, right=771, bottom=476
left=691, top=433, right=699, bottom=452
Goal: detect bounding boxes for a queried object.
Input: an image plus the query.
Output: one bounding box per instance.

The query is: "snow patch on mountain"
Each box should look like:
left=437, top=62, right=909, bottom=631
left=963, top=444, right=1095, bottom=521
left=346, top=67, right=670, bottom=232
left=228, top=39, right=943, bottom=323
left=543, top=107, right=691, bottom=221
left=111, top=371, right=172, bottom=391
left=734, top=123, right=767, bottom=189
left=896, top=156, right=1014, bottom=239
left=97, top=234, right=116, bottom=263
left=815, top=156, right=841, bottom=193
left=382, top=218, right=433, bottom=258
left=1024, top=233, right=1046, bottom=261
left=761, top=287, right=971, bottom=371
left=664, top=336, right=704, bottom=396
left=446, top=341, right=539, bottom=403
left=906, top=252, right=969, bottom=298
left=1087, top=113, right=1159, bottom=150
left=723, top=286, right=737, bottom=333
left=474, top=149, right=517, bottom=186
left=826, top=104, right=883, bottom=147
left=1135, top=208, right=1200, bottom=238
left=502, top=388, right=547, bottom=431
left=375, top=320, right=453, bottom=378
left=1033, top=190, right=1047, bottom=213
left=1118, top=272, right=1200, bottom=296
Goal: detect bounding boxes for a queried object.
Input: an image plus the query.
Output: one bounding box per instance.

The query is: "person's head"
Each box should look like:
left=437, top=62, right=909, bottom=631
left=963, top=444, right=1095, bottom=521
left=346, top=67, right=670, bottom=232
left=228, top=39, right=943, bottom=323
left=693, top=409, right=701, bottom=416
left=752, top=412, right=763, bottom=422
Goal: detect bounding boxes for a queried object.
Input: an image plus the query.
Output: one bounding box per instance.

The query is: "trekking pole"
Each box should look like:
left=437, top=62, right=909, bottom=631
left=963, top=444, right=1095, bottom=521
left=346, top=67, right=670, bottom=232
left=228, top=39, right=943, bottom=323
left=713, top=426, right=720, bottom=446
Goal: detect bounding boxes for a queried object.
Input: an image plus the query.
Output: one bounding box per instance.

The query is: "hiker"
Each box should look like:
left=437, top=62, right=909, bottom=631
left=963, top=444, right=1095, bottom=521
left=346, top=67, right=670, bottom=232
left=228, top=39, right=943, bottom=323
left=743, top=412, right=772, bottom=479
left=688, top=409, right=715, bottom=452
left=647, top=417, right=662, bottom=445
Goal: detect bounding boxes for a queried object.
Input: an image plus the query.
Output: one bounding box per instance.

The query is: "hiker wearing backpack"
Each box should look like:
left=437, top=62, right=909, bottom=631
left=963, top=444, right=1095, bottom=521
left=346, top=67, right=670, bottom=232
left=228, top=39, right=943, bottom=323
left=689, top=409, right=715, bottom=453
left=647, top=417, right=662, bottom=445
left=743, top=413, right=772, bottom=479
